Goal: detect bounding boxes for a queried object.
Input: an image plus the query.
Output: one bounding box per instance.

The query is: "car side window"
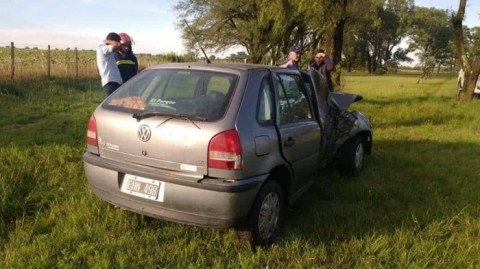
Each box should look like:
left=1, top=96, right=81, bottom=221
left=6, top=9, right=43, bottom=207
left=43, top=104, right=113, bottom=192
left=256, top=75, right=274, bottom=125
left=275, top=73, right=313, bottom=124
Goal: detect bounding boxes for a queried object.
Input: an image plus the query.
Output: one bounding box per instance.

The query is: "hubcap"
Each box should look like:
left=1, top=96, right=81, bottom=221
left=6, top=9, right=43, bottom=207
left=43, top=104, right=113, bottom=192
left=258, top=192, right=280, bottom=240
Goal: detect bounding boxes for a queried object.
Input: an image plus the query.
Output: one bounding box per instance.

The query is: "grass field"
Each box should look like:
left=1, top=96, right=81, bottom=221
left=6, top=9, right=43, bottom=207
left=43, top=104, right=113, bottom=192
left=1, top=71, right=480, bottom=268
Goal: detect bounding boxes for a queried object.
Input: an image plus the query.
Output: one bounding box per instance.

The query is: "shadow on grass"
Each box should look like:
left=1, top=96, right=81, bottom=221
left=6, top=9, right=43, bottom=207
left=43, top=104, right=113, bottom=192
left=0, top=79, right=26, bottom=97
left=284, top=139, right=480, bottom=244
left=1, top=77, right=100, bottom=96
left=362, top=94, right=451, bottom=108
left=379, top=111, right=469, bottom=128
left=2, top=138, right=478, bottom=252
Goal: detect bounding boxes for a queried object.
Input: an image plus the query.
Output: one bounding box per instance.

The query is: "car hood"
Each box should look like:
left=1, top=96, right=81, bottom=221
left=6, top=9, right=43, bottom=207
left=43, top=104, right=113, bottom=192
left=305, top=68, right=362, bottom=112
left=330, top=92, right=363, bottom=112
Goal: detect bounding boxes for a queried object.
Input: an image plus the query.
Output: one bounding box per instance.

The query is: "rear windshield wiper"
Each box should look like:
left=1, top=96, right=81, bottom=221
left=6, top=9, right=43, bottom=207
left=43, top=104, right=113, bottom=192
left=132, top=111, right=169, bottom=121
left=133, top=111, right=208, bottom=129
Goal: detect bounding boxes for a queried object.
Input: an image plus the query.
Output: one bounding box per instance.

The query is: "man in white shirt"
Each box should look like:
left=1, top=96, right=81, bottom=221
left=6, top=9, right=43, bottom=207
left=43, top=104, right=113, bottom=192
left=457, top=68, right=464, bottom=97
left=96, top=32, right=123, bottom=95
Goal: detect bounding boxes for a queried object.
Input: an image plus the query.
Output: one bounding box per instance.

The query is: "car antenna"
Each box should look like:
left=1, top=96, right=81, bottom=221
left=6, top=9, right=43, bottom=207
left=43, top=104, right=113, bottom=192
left=183, top=19, right=211, bottom=64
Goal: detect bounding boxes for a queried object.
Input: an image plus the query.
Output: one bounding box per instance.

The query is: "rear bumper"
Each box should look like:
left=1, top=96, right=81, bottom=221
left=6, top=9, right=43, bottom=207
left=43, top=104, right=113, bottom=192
left=83, top=152, right=266, bottom=228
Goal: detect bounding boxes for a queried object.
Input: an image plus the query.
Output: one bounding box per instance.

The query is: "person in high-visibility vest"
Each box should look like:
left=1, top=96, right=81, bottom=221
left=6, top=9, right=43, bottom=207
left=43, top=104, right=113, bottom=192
left=115, top=33, right=138, bottom=83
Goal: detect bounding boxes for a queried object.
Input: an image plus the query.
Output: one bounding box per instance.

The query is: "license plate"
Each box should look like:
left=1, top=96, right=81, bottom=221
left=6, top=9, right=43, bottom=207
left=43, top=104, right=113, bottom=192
left=121, top=175, right=165, bottom=202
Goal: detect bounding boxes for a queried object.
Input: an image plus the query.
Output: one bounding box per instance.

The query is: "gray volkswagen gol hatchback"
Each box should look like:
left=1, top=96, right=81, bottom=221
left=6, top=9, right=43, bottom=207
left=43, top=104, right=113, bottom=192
left=84, top=63, right=372, bottom=246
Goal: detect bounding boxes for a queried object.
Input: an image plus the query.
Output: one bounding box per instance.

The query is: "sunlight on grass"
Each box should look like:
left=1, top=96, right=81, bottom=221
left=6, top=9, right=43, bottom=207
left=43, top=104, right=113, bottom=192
left=1, top=73, right=480, bottom=268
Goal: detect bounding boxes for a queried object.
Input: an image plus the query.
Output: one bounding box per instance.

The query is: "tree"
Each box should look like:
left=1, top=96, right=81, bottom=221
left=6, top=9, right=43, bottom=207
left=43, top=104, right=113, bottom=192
left=270, top=1, right=327, bottom=66
left=174, top=0, right=339, bottom=65
left=408, top=6, right=454, bottom=79
left=343, top=28, right=370, bottom=72
left=174, top=0, right=308, bottom=63
left=173, top=0, right=351, bottom=90
left=344, top=0, right=413, bottom=73
left=467, top=28, right=480, bottom=89
left=453, top=0, right=473, bottom=101
left=465, top=26, right=480, bottom=63
left=318, top=0, right=349, bottom=90
left=227, top=51, right=248, bottom=63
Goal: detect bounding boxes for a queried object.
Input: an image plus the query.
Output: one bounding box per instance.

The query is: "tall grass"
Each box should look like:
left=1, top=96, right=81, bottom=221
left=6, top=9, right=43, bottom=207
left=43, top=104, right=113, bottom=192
left=1, top=71, right=479, bottom=268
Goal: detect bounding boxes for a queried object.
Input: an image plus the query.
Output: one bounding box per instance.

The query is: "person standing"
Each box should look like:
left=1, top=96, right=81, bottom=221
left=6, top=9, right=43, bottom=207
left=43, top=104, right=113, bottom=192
left=96, top=32, right=123, bottom=96
left=457, top=68, right=464, bottom=97
left=115, top=33, right=138, bottom=83
left=279, top=46, right=301, bottom=70
left=310, top=48, right=334, bottom=92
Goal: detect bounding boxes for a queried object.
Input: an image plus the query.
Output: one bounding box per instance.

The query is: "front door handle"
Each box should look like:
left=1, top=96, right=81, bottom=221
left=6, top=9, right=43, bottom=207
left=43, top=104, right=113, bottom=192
left=283, top=137, right=295, bottom=147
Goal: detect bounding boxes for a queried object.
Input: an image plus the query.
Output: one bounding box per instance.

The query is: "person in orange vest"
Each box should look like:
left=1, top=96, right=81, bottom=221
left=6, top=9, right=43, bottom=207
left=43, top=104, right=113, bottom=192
left=115, top=33, right=138, bottom=82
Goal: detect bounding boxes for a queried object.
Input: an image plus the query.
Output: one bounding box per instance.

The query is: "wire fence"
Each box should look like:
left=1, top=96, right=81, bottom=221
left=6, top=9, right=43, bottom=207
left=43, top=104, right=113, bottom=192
left=0, top=42, right=198, bottom=82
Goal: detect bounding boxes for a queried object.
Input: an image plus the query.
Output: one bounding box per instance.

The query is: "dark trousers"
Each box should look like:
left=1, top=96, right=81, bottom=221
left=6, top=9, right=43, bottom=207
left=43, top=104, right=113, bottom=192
left=103, top=82, right=121, bottom=96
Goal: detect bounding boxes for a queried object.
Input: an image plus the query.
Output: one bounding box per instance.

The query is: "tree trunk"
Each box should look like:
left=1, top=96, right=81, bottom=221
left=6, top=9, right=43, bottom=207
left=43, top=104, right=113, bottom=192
left=247, top=53, right=264, bottom=64
left=372, top=56, right=378, bottom=73
left=452, top=0, right=472, bottom=101
left=471, top=58, right=480, bottom=79
left=367, top=49, right=373, bottom=74
left=332, top=18, right=345, bottom=65
left=330, top=0, right=348, bottom=91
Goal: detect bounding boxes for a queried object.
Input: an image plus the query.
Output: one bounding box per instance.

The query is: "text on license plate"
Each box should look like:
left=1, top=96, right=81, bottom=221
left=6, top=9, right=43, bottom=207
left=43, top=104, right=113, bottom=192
left=120, top=175, right=165, bottom=202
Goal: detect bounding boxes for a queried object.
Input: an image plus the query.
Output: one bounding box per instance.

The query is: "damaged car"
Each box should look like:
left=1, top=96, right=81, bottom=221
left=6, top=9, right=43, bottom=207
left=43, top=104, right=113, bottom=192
left=83, top=63, right=372, bottom=246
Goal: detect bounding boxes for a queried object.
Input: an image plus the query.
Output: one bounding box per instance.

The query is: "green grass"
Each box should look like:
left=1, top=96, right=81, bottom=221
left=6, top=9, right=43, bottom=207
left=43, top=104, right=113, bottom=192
left=1, top=71, right=480, bottom=268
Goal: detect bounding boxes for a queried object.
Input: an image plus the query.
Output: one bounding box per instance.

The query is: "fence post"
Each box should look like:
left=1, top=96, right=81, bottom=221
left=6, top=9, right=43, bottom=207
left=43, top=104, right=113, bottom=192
left=47, top=45, right=51, bottom=79
left=75, top=47, right=78, bottom=79
left=10, top=42, right=14, bottom=80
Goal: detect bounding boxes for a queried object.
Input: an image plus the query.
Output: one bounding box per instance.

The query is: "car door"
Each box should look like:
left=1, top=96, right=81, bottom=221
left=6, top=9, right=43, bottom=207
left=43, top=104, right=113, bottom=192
left=273, top=72, right=321, bottom=195
left=305, top=69, right=336, bottom=164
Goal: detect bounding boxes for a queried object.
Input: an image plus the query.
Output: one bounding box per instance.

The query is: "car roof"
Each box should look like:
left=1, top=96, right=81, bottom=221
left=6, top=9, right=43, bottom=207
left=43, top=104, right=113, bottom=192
left=146, top=62, right=294, bottom=73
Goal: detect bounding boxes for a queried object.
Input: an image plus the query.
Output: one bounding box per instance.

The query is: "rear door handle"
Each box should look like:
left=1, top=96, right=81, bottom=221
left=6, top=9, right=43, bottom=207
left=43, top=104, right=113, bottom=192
left=283, top=137, right=295, bottom=147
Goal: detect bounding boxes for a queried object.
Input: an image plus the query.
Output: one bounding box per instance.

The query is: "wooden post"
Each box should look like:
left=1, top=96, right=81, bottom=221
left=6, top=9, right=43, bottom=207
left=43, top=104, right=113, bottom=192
left=47, top=45, right=51, bottom=79
left=75, top=47, right=78, bottom=79
left=10, top=42, right=14, bottom=80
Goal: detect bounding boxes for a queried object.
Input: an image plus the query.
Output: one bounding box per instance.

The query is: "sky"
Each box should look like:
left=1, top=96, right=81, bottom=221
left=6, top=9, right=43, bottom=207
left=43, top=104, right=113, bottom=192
left=0, top=0, right=479, bottom=56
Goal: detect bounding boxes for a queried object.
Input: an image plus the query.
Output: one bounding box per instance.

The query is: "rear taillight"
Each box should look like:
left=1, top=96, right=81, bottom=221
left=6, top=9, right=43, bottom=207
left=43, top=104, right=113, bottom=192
left=208, top=129, right=242, bottom=170
left=86, top=115, right=99, bottom=153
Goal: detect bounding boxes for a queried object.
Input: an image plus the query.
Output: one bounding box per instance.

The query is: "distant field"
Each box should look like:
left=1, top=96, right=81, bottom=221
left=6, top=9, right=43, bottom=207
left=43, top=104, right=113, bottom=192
left=1, top=72, right=479, bottom=268
left=0, top=47, right=194, bottom=80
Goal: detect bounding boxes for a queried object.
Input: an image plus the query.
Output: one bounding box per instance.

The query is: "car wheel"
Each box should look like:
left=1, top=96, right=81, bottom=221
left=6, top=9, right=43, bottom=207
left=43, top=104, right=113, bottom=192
left=245, top=180, right=284, bottom=246
left=336, top=136, right=365, bottom=176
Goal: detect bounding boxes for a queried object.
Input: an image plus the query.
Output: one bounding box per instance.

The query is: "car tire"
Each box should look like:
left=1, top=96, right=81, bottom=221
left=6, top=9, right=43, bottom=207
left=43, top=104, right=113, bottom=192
left=336, top=136, right=365, bottom=176
left=243, top=180, right=284, bottom=247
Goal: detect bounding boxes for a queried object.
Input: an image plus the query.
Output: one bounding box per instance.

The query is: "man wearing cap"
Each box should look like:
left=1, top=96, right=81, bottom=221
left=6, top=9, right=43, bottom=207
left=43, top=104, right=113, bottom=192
left=96, top=32, right=123, bottom=96
left=279, top=46, right=300, bottom=70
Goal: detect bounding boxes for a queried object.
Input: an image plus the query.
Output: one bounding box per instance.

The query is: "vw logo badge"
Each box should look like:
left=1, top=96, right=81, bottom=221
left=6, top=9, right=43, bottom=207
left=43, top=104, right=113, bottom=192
left=138, top=125, right=151, bottom=142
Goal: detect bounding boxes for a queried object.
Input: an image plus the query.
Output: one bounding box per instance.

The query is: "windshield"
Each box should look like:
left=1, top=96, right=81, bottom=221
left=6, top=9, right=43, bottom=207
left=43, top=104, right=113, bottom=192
left=103, top=69, right=238, bottom=121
